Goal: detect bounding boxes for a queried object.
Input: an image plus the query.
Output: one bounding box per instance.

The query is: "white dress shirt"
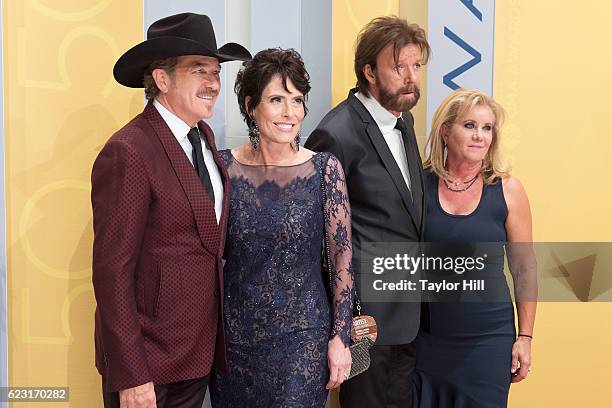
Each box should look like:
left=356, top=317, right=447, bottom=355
left=153, top=99, right=223, bottom=223
left=354, top=92, right=412, bottom=190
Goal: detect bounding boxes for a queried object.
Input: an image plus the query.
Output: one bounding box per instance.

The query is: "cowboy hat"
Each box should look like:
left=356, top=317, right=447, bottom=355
left=113, top=12, right=251, bottom=87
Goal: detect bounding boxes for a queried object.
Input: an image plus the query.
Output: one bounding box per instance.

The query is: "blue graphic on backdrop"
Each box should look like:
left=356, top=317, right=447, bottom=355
left=427, top=0, right=495, bottom=134
left=443, top=27, right=482, bottom=90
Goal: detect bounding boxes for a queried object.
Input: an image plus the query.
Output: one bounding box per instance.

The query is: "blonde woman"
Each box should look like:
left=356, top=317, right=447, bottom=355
left=416, top=89, right=536, bottom=407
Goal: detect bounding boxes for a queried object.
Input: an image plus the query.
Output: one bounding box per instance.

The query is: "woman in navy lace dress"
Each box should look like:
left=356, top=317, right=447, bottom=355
left=415, top=89, right=537, bottom=407
left=210, top=48, right=353, bottom=407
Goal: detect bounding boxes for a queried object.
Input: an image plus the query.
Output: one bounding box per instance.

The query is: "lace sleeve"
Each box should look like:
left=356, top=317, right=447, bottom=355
left=323, top=154, right=354, bottom=347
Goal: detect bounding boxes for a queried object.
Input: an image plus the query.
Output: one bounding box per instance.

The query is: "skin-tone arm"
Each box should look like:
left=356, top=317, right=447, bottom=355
left=327, top=336, right=352, bottom=389
left=504, top=176, right=537, bottom=383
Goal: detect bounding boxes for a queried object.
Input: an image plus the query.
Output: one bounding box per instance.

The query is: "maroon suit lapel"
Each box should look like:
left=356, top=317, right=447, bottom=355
left=198, top=121, right=230, bottom=252
left=198, top=120, right=230, bottom=337
left=143, top=102, right=220, bottom=255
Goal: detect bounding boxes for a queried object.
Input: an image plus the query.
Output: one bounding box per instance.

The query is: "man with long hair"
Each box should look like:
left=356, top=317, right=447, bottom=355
left=306, top=16, right=430, bottom=407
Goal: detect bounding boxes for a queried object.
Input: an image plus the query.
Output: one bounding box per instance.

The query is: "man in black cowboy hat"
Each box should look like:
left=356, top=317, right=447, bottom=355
left=91, top=12, right=250, bottom=408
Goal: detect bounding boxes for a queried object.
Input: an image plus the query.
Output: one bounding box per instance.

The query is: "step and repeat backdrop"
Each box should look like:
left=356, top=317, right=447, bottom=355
left=1, top=0, right=611, bottom=407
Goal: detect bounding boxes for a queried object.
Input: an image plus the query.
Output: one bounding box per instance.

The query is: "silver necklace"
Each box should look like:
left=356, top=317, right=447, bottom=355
left=443, top=173, right=479, bottom=192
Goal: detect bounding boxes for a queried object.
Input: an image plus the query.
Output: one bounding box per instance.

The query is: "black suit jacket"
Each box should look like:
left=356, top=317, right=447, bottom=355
left=305, top=89, right=425, bottom=345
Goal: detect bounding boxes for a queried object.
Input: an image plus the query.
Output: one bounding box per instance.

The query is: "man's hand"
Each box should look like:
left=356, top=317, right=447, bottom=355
left=119, top=381, right=156, bottom=408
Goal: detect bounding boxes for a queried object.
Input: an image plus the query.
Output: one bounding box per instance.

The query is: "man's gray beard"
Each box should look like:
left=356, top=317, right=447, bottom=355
left=378, top=85, right=420, bottom=112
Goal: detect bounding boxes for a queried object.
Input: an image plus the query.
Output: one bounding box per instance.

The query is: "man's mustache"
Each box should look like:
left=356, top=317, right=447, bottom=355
left=197, top=88, right=219, bottom=98
left=397, top=85, right=420, bottom=96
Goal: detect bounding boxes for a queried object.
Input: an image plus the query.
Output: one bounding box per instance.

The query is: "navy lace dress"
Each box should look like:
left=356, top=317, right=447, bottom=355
left=210, top=150, right=353, bottom=408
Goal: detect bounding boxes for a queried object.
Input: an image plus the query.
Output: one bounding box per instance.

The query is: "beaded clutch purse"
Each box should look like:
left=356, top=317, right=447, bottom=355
left=347, top=334, right=374, bottom=378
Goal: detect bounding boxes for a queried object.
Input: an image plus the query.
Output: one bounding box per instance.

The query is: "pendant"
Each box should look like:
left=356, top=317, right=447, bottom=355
left=351, top=315, right=378, bottom=343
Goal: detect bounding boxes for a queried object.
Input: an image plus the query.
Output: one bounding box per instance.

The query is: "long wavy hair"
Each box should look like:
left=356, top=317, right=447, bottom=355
left=424, top=88, right=510, bottom=184
left=354, top=16, right=430, bottom=97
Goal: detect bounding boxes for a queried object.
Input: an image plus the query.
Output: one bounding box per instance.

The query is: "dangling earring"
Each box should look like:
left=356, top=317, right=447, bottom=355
left=294, top=131, right=301, bottom=151
left=443, top=140, right=448, bottom=165
left=248, top=119, right=260, bottom=150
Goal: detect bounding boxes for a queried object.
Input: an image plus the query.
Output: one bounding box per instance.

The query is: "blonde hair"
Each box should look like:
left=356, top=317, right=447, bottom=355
left=424, top=88, right=510, bottom=184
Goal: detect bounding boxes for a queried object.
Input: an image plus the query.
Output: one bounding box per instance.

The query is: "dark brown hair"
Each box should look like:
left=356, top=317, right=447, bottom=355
left=354, top=16, right=430, bottom=96
left=143, top=57, right=179, bottom=100
left=235, top=48, right=311, bottom=123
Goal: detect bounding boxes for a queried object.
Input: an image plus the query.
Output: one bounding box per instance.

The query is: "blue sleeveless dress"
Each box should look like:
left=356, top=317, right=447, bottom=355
left=210, top=151, right=353, bottom=408
left=416, top=171, right=516, bottom=407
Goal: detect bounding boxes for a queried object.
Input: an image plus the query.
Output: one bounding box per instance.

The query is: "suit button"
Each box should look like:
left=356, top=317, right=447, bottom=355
left=213, top=289, right=220, bottom=297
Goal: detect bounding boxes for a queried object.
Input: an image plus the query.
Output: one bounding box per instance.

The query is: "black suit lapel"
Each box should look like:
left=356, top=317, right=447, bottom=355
left=348, top=94, right=421, bottom=234
left=400, top=117, right=424, bottom=232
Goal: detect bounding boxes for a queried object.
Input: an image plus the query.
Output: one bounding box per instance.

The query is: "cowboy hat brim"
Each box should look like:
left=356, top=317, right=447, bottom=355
left=113, top=36, right=251, bottom=88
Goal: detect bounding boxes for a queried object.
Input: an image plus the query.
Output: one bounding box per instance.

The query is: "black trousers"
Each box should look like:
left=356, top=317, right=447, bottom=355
left=102, top=375, right=209, bottom=408
left=339, top=343, right=417, bottom=408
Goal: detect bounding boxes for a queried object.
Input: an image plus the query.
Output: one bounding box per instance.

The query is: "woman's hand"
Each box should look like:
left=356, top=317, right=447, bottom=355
left=510, top=336, right=532, bottom=383
left=326, top=335, right=352, bottom=389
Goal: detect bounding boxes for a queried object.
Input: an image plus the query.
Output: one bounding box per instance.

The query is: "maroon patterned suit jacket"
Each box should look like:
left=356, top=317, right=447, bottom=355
left=91, top=101, right=229, bottom=392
